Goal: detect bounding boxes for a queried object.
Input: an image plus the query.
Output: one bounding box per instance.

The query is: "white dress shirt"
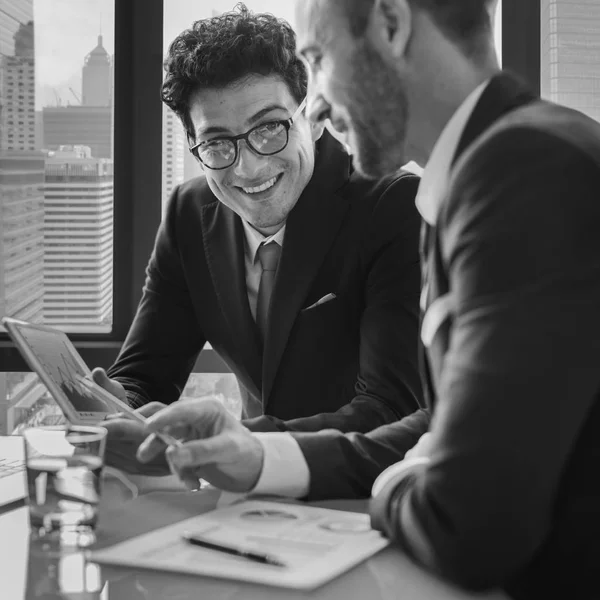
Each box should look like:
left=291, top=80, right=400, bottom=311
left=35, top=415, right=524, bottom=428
left=241, top=220, right=285, bottom=320
left=252, top=80, right=492, bottom=499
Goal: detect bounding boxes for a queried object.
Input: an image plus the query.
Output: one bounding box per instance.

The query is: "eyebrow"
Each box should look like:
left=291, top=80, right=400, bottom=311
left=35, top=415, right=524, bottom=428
left=195, top=103, right=291, bottom=139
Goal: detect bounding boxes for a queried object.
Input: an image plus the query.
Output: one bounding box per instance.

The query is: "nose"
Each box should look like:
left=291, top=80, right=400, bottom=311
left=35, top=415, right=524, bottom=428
left=232, top=139, right=265, bottom=178
left=306, top=94, right=331, bottom=125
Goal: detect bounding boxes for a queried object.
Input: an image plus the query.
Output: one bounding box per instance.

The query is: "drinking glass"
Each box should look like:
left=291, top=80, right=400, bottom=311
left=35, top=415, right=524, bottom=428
left=23, top=425, right=107, bottom=547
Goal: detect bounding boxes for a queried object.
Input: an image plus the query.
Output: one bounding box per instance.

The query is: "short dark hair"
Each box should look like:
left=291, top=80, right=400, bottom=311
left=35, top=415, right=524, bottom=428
left=343, top=0, right=495, bottom=57
left=161, top=3, right=307, bottom=143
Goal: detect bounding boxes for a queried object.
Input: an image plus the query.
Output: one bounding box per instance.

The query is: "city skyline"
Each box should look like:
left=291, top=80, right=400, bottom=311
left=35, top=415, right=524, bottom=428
left=33, top=0, right=292, bottom=109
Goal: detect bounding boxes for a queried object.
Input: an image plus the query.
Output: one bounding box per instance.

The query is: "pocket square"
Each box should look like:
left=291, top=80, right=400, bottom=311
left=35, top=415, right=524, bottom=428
left=303, top=293, right=337, bottom=311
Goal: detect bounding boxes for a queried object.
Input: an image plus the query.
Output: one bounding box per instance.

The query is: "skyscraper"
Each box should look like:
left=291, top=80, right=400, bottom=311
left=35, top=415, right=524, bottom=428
left=42, top=33, right=113, bottom=159
left=43, top=145, right=113, bottom=332
left=0, top=19, right=36, bottom=152
left=0, top=0, right=47, bottom=433
left=541, top=0, right=600, bottom=121
left=162, top=108, right=185, bottom=211
left=82, top=34, right=111, bottom=107
left=0, top=7, right=44, bottom=322
left=42, top=105, right=112, bottom=159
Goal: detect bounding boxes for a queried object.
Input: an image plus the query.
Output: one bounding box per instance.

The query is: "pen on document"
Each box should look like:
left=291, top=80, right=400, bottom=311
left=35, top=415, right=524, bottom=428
left=182, top=532, right=287, bottom=567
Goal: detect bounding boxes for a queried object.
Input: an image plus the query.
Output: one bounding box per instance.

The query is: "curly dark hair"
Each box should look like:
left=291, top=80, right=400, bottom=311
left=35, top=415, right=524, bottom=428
left=162, top=3, right=307, bottom=143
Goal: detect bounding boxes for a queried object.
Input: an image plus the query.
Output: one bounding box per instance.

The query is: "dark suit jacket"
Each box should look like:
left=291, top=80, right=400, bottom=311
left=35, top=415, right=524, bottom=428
left=296, top=73, right=600, bottom=598
left=107, top=132, right=423, bottom=433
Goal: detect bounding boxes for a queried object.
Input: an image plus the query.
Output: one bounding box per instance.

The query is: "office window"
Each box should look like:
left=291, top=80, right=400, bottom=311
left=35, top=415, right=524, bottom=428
left=1, top=0, right=115, bottom=336
left=495, top=0, right=503, bottom=66
left=0, top=1, right=116, bottom=431
left=540, top=0, right=600, bottom=122
left=0, top=372, right=63, bottom=435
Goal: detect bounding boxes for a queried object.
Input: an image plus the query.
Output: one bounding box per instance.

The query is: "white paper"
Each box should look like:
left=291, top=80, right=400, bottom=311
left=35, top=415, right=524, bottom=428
left=92, top=499, right=389, bottom=590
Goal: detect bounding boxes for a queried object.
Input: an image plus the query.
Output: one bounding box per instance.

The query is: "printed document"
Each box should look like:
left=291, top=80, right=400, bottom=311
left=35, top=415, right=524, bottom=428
left=92, top=499, right=389, bottom=589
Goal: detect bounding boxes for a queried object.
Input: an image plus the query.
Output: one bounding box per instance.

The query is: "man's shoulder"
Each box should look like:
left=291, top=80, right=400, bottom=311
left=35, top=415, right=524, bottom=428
left=477, top=100, right=600, bottom=166
left=163, top=175, right=219, bottom=221
left=339, top=169, right=421, bottom=223
left=173, top=175, right=218, bottom=208
left=343, top=169, right=419, bottom=201
left=443, top=100, right=600, bottom=235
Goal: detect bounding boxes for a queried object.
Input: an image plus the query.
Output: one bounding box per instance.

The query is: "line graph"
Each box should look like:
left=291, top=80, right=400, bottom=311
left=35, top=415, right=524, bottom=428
left=19, top=327, right=110, bottom=413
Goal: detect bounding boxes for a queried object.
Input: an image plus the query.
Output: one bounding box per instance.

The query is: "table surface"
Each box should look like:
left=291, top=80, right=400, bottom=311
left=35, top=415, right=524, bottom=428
left=0, top=472, right=510, bottom=600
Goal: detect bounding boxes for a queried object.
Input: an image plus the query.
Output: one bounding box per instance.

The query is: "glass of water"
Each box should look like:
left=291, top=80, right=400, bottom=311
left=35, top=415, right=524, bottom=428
left=23, top=425, right=107, bottom=547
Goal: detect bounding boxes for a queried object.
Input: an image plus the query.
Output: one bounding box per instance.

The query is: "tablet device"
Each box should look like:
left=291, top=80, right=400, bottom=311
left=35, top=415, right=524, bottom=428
left=2, top=317, right=144, bottom=426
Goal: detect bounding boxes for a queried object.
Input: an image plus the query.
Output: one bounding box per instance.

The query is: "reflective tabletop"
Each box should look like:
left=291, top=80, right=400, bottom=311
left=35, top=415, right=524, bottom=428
left=1, top=472, right=510, bottom=600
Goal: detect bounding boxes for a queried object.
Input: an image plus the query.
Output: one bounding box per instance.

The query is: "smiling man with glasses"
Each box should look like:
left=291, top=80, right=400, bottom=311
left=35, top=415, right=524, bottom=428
left=94, top=4, right=424, bottom=474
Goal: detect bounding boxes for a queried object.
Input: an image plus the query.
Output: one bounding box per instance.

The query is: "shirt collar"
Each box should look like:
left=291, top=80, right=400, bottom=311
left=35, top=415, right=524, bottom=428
left=415, top=79, right=491, bottom=226
left=241, top=219, right=286, bottom=264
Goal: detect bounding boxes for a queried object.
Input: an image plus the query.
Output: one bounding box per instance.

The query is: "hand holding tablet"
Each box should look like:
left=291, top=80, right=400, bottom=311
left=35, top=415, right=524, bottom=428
left=2, top=317, right=181, bottom=449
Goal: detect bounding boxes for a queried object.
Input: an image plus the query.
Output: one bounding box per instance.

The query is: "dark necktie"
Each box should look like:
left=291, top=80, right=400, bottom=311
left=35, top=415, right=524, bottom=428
left=256, top=241, right=281, bottom=342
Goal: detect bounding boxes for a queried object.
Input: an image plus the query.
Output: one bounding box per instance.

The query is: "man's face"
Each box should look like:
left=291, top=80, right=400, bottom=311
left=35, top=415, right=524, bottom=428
left=189, top=75, right=319, bottom=234
left=296, top=0, right=409, bottom=178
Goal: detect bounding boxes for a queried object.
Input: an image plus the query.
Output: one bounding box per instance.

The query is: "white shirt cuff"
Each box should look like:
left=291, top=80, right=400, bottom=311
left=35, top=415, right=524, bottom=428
left=251, top=432, right=310, bottom=498
left=371, top=457, right=431, bottom=497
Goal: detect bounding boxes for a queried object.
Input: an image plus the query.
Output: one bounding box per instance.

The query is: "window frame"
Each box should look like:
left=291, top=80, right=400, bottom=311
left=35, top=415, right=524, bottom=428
left=502, top=0, right=541, bottom=94
left=0, top=0, right=539, bottom=375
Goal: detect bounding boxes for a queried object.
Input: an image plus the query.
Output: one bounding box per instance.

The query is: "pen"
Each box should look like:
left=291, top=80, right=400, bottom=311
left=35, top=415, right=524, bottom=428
left=182, top=532, right=287, bottom=567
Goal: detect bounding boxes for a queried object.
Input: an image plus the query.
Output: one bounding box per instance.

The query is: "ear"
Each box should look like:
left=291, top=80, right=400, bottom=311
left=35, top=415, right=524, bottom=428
left=310, top=119, right=326, bottom=143
left=367, top=0, right=412, bottom=60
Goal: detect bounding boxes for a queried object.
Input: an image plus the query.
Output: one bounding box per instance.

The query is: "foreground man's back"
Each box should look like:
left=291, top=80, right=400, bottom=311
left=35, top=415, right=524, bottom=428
left=368, top=75, right=600, bottom=600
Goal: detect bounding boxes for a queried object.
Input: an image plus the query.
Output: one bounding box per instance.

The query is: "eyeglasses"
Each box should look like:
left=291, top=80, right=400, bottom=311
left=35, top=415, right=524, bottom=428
left=189, top=98, right=307, bottom=170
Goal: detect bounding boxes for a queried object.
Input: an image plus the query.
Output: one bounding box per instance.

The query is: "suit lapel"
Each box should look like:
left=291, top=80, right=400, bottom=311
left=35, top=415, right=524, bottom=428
left=200, top=201, right=263, bottom=395
left=422, top=71, right=538, bottom=405
left=262, top=133, right=352, bottom=407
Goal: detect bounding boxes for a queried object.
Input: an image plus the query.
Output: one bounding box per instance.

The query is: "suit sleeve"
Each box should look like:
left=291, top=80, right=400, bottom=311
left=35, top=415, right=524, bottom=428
left=107, top=186, right=206, bottom=407
left=244, top=174, right=423, bottom=433
left=370, top=128, right=600, bottom=589
left=291, top=408, right=430, bottom=499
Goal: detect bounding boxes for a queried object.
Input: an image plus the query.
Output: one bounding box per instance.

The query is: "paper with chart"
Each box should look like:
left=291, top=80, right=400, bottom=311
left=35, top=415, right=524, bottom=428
left=92, top=499, right=389, bottom=590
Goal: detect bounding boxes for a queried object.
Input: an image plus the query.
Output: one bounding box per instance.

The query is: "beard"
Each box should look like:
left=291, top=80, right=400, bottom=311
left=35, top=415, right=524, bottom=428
left=347, top=41, right=409, bottom=179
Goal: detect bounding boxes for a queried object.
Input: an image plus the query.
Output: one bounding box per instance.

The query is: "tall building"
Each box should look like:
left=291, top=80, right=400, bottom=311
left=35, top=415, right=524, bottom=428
left=43, top=146, right=113, bottom=332
left=42, top=106, right=112, bottom=159
left=162, top=108, right=185, bottom=211
left=0, top=153, right=45, bottom=322
left=0, top=0, right=47, bottom=433
left=0, top=20, right=35, bottom=152
left=183, top=134, right=201, bottom=184
left=82, top=34, right=111, bottom=107
left=42, top=34, right=113, bottom=159
left=0, top=3, right=44, bottom=324
left=541, top=0, right=600, bottom=121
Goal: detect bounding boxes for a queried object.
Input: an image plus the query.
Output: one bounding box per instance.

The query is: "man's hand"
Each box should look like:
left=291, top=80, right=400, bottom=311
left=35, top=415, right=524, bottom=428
left=404, top=432, right=433, bottom=461
left=101, top=402, right=170, bottom=475
left=137, top=398, right=264, bottom=493
left=91, top=366, right=170, bottom=475
left=91, top=367, right=128, bottom=403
